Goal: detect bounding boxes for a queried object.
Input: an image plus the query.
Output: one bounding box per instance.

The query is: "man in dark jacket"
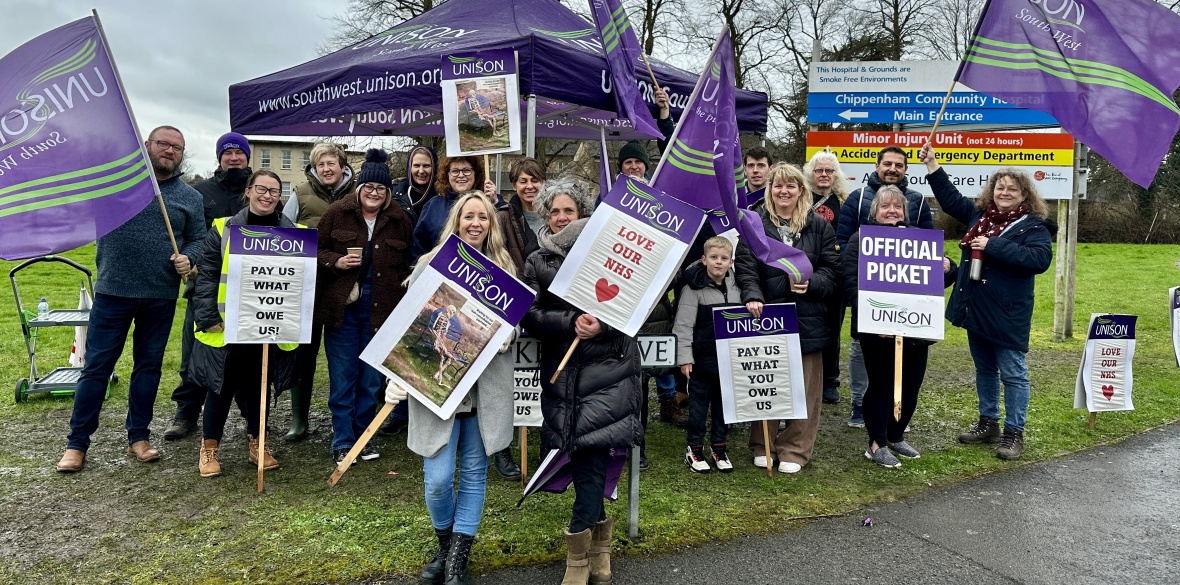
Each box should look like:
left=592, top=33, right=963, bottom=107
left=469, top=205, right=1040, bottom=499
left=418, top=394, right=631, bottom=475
left=164, top=132, right=252, bottom=439
left=742, top=146, right=772, bottom=209
left=830, top=146, right=935, bottom=411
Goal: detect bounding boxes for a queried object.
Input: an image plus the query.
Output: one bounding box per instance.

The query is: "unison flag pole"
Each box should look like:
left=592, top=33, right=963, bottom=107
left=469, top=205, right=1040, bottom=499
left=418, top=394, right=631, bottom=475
left=92, top=10, right=186, bottom=279
left=926, top=81, right=957, bottom=143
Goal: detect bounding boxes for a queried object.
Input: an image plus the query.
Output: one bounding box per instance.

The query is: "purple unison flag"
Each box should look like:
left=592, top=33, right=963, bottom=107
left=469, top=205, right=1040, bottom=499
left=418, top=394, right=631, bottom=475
left=956, top=0, right=1180, bottom=188
left=587, top=0, right=662, bottom=138
left=0, top=17, right=157, bottom=260
left=517, top=448, right=627, bottom=506
left=655, top=29, right=812, bottom=282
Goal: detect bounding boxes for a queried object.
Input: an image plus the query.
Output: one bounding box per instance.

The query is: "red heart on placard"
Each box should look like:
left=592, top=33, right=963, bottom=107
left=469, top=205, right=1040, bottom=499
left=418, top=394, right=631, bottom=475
left=595, top=278, right=620, bottom=302
left=1101, top=384, right=1115, bottom=400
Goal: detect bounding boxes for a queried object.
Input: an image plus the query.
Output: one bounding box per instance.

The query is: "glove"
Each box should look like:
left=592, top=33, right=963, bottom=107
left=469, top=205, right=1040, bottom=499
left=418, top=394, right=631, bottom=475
left=498, top=327, right=519, bottom=354
left=384, top=379, right=408, bottom=406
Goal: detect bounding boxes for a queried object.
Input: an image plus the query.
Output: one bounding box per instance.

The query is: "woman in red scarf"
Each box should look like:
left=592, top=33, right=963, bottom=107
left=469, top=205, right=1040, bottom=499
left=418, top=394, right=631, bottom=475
left=919, top=143, right=1053, bottom=461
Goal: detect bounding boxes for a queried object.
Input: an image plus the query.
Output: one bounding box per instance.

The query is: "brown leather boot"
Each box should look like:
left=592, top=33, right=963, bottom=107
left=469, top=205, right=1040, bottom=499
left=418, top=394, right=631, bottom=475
left=55, top=448, right=85, bottom=473
left=199, top=440, right=221, bottom=478
left=127, top=440, right=161, bottom=462
left=248, top=435, right=279, bottom=470
left=589, top=518, right=614, bottom=584
left=561, top=528, right=592, bottom=585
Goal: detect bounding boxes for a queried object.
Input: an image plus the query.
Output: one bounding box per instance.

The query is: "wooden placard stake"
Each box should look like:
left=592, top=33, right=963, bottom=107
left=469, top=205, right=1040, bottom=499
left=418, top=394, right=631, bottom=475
left=1088, top=412, right=1097, bottom=430
left=762, top=420, right=773, bottom=478
left=519, top=427, right=528, bottom=487
left=550, top=338, right=581, bottom=383
left=328, top=401, right=395, bottom=487
left=256, top=344, right=269, bottom=493
left=893, top=336, right=903, bottom=422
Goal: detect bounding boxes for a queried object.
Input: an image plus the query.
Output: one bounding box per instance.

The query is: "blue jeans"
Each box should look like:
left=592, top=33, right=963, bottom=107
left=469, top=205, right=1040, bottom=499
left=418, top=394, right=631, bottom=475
left=848, top=339, right=868, bottom=409
left=968, top=333, right=1031, bottom=432
left=66, top=294, right=177, bottom=452
left=654, top=373, right=677, bottom=401
left=423, top=414, right=488, bottom=536
left=323, top=286, right=381, bottom=451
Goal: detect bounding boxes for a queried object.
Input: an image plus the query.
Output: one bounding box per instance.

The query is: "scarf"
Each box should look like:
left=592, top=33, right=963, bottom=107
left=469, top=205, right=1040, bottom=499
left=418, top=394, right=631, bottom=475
left=536, top=218, right=589, bottom=258
left=960, top=202, right=1030, bottom=250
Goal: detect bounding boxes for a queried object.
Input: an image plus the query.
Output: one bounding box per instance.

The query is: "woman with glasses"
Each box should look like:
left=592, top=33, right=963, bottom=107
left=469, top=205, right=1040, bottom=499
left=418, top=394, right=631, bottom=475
left=411, top=156, right=498, bottom=261
left=315, top=149, right=415, bottom=465
left=191, top=170, right=300, bottom=478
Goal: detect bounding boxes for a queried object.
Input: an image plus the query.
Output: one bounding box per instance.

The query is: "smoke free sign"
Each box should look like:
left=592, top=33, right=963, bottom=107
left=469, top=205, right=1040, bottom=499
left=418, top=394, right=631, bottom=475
left=856, top=225, right=945, bottom=341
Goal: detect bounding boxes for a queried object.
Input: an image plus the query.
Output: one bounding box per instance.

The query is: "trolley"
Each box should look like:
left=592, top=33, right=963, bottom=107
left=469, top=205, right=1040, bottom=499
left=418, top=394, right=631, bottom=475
left=10, top=255, right=116, bottom=403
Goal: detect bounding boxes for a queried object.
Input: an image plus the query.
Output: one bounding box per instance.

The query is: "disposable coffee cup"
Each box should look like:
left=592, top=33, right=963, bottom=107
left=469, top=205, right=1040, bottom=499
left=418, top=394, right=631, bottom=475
left=347, top=247, right=363, bottom=257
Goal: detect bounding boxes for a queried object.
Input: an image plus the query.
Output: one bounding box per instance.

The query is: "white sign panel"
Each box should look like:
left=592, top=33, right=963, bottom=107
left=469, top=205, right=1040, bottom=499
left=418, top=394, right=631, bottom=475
left=1074, top=314, right=1137, bottom=413
left=223, top=225, right=317, bottom=344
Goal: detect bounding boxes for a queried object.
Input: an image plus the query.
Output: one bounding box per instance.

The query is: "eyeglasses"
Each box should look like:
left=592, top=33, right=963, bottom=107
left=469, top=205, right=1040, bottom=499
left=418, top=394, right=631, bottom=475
left=251, top=184, right=280, bottom=196
left=813, top=168, right=835, bottom=175
left=449, top=168, right=474, bottom=177
left=151, top=140, right=185, bottom=153
left=361, top=184, right=389, bottom=195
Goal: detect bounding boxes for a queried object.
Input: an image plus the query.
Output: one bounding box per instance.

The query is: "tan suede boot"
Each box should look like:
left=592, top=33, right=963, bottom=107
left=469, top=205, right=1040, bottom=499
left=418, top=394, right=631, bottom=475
left=561, top=528, right=592, bottom=585
left=199, top=440, right=221, bottom=478
left=589, top=518, right=614, bottom=584
left=248, top=435, right=279, bottom=470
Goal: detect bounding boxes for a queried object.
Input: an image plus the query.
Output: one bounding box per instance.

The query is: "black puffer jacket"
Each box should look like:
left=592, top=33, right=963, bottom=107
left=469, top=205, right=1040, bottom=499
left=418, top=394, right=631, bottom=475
left=928, top=168, right=1052, bottom=353
left=521, top=248, right=643, bottom=453
left=736, top=207, right=841, bottom=354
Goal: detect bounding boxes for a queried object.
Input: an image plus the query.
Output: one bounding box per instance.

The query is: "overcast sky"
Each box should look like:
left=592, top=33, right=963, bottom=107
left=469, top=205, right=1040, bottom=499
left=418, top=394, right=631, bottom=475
left=1, top=0, right=338, bottom=176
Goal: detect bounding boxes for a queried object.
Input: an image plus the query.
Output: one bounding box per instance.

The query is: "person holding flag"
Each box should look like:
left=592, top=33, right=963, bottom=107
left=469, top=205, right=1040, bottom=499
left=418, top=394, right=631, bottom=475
left=919, top=143, right=1052, bottom=461
left=523, top=178, right=641, bottom=585
left=735, top=163, right=840, bottom=474
left=57, top=126, right=205, bottom=473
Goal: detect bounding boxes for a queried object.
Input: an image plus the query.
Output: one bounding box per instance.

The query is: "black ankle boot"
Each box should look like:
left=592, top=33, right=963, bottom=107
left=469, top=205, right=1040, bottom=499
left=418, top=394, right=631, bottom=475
left=419, top=527, right=452, bottom=585
left=444, top=533, right=474, bottom=585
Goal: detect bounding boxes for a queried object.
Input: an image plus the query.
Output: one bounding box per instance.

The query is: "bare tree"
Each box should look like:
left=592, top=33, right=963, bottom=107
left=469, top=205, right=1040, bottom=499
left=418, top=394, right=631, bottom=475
left=854, top=0, right=927, bottom=60
left=321, top=0, right=439, bottom=53
left=624, top=0, right=684, bottom=56
left=919, top=0, right=981, bottom=60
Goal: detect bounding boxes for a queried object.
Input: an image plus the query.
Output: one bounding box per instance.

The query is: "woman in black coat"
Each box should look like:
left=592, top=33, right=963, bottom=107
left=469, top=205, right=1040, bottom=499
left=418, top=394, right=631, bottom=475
left=842, top=186, right=955, bottom=468
left=735, top=163, right=841, bottom=473
left=918, top=143, right=1053, bottom=461
left=521, top=178, right=640, bottom=585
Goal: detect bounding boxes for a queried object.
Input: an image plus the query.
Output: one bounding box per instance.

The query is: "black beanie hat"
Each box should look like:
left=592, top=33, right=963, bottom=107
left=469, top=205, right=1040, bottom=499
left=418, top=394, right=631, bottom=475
left=356, top=149, right=393, bottom=190
left=617, top=140, right=650, bottom=171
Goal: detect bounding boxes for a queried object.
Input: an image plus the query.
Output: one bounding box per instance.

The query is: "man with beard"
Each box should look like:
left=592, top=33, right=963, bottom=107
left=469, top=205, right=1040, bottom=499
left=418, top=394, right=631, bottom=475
left=56, top=126, right=205, bottom=472
left=163, top=132, right=253, bottom=439
left=833, top=146, right=933, bottom=409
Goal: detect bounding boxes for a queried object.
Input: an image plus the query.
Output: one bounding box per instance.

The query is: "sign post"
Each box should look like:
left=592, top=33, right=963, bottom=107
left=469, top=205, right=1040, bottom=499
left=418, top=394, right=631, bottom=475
left=807, top=60, right=1058, bottom=127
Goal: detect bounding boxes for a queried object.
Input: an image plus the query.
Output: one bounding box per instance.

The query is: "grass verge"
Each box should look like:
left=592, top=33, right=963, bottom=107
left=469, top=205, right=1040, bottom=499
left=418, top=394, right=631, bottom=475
left=0, top=242, right=1176, bottom=584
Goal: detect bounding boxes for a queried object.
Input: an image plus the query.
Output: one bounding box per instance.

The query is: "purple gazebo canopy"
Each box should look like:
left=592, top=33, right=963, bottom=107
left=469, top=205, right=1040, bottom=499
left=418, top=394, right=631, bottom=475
left=229, top=0, right=767, bottom=140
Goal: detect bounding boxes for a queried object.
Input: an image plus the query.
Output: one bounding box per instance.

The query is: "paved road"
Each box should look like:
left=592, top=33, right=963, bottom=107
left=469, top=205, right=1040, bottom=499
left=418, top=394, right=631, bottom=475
left=411, top=423, right=1180, bottom=585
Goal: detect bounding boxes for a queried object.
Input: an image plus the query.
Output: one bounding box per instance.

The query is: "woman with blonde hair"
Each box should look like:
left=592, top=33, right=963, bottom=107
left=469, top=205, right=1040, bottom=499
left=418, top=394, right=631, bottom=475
left=735, top=163, right=841, bottom=473
left=390, top=190, right=516, bottom=585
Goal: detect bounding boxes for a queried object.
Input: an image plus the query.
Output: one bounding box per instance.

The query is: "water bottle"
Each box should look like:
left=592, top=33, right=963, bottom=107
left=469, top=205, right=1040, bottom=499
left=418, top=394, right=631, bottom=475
left=37, top=297, right=49, bottom=315
left=969, top=250, right=984, bottom=281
